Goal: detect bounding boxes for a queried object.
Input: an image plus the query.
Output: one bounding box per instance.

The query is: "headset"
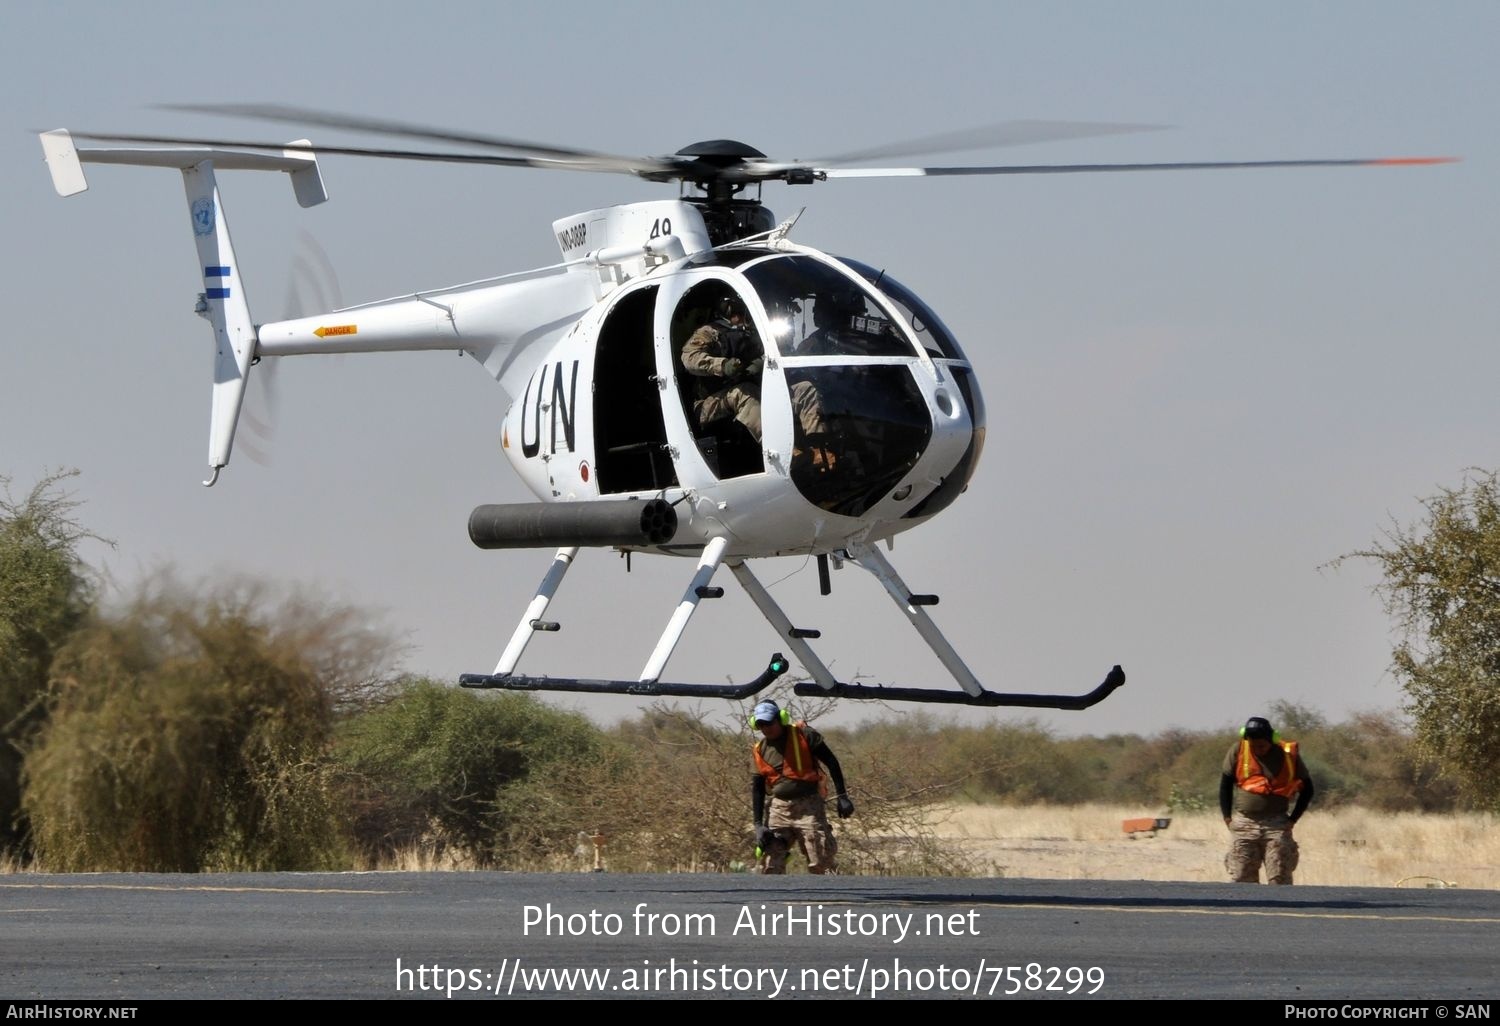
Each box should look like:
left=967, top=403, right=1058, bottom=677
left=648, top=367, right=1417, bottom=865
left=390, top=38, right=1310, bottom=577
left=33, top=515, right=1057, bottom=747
left=716, top=294, right=747, bottom=323
left=750, top=705, right=792, bottom=729
left=1239, top=719, right=1283, bottom=743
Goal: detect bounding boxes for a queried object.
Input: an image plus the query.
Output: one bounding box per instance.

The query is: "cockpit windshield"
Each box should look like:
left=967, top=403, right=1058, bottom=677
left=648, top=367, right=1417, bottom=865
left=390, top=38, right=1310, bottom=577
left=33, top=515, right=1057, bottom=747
left=839, top=258, right=969, bottom=361
left=744, top=256, right=917, bottom=358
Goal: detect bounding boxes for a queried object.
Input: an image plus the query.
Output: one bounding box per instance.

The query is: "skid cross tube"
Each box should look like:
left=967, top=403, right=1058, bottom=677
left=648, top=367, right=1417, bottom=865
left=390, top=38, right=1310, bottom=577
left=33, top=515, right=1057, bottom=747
left=639, top=535, right=729, bottom=683
left=817, top=540, right=1124, bottom=706
left=467, top=536, right=795, bottom=697
left=493, top=546, right=578, bottom=676
left=728, top=559, right=840, bottom=690
left=845, top=540, right=985, bottom=696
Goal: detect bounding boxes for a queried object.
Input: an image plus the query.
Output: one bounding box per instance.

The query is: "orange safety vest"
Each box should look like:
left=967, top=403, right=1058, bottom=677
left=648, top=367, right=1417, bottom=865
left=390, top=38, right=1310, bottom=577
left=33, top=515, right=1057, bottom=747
left=1235, top=739, right=1303, bottom=798
left=753, top=722, right=821, bottom=789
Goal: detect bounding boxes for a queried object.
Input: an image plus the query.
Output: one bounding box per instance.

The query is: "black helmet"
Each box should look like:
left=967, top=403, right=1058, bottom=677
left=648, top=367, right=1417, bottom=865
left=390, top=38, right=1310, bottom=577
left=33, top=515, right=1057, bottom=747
left=815, top=287, right=863, bottom=328
left=1242, top=717, right=1274, bottom=741
left=831, top=286, right=865, bottom=312
left=716, top=294, right=745, bottom=321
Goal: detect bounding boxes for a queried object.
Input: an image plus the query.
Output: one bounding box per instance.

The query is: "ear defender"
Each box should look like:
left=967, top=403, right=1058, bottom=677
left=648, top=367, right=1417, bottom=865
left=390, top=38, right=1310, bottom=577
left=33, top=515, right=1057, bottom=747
left=750, top=707, right=793, bottom=729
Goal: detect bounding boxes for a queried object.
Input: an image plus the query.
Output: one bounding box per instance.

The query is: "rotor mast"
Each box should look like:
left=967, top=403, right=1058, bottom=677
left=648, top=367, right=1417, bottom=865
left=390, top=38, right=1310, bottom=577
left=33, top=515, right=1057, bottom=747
left=667, top=139, right=778, bottom=245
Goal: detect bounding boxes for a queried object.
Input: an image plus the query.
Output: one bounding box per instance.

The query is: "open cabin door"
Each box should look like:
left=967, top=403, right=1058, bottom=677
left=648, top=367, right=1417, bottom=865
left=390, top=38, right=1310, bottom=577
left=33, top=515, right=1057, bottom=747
left=592, top=286, right=677, bottom=494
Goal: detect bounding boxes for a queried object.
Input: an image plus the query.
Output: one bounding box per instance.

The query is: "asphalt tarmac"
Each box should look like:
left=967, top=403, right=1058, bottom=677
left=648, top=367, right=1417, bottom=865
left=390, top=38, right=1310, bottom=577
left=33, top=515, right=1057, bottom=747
left=3, top=872, right=1497, bottom=1000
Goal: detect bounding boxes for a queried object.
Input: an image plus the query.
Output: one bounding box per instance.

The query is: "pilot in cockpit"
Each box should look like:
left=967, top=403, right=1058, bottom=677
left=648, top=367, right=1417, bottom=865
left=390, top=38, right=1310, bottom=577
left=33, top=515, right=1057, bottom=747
left=799, top=287, right=870, bottom=356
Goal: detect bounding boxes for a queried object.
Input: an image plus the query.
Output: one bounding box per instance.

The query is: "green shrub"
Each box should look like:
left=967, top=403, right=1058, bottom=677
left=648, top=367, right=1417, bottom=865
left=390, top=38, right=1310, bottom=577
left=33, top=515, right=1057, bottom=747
left=23, top=580, right=361, bottom=871
left=335, top=680, right=605, bottom=867
left=0, top=472, right=97, bottom=855
left=1316, top=711, right=1457, bottom=811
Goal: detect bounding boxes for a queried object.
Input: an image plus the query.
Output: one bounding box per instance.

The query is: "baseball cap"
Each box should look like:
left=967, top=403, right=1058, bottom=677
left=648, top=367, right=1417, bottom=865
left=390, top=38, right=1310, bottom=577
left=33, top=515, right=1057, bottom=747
left=752, top=700, right=780, bottom=724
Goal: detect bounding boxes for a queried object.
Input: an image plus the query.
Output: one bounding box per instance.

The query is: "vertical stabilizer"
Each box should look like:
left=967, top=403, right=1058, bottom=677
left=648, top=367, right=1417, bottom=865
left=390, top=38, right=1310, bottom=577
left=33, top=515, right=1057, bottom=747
left=182, top=162, right=255, bottom=485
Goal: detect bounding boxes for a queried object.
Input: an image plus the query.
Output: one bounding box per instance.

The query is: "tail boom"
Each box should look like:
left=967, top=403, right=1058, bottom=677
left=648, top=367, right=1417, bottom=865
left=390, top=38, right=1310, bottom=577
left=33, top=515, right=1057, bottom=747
left=39, top=127, right=594, bottom=482
left=41, top=129, right=328, bottom=484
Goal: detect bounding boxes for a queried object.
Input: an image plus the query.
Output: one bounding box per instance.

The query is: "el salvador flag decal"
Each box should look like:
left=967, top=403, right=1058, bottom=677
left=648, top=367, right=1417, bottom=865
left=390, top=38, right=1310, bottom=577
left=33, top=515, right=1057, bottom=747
left=204, top=265, right=231, bottom=299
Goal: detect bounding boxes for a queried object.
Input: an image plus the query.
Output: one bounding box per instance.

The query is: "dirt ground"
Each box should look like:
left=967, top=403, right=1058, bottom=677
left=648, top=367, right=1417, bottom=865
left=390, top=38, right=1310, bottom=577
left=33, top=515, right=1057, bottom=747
left=921, top=804, right=1500, bottom=889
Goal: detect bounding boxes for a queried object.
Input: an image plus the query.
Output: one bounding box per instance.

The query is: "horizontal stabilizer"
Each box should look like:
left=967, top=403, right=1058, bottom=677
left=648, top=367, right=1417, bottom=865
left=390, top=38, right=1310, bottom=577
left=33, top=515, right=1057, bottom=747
left=39, top=130, right=87, bottom=196
left=39, top=129, right=327, bottom=206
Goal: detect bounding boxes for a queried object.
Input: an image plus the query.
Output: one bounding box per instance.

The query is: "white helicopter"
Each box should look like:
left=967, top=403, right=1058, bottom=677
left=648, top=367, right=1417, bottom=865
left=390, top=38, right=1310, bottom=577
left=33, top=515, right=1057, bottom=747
left=37, top=107, right=1452, bottom=707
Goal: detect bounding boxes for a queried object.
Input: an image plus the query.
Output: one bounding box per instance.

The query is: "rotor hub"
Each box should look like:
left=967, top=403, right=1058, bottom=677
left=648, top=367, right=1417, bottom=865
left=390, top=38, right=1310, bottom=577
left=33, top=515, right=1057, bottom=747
left=674, top=139, right=767, bottom=165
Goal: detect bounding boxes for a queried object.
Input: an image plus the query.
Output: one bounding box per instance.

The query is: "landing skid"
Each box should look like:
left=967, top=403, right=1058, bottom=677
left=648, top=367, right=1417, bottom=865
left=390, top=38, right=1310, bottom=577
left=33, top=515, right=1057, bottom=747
left=460, top=653, right=791, bottom=698
left=793, top=665, right=1125, bottom=708
left=460, top=538, right=1124, bottom=708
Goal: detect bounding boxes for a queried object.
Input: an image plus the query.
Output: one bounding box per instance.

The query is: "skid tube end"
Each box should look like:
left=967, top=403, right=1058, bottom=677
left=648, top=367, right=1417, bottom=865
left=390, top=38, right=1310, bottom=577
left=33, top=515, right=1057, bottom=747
left=794, top=664, right=1125, bottom=708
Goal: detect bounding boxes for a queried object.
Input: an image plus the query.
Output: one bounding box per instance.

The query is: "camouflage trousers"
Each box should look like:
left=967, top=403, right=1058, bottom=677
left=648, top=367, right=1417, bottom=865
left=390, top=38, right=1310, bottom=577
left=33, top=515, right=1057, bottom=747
left=696, top=381, right=826, bottom=444
left=761, top=794, right=838, bottom=875
left=1225, top=812, right=1300, bottom=884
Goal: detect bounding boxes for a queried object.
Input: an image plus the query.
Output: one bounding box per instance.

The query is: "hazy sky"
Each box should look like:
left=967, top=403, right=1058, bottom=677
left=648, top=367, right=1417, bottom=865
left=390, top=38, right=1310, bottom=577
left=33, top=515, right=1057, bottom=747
left=3, top=2, right=1495, bottom=739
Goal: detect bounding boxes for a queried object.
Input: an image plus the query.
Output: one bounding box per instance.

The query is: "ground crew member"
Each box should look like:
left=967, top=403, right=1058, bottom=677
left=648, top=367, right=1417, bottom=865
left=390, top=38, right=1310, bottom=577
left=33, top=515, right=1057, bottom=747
left=1220, top=715, right=1315, bottom=884
left=750, top=699, right=853, bottom=874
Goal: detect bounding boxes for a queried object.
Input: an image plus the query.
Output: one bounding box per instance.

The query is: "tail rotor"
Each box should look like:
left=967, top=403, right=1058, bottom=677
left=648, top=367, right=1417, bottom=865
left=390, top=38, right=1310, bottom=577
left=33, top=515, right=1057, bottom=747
left=242, top=231, right=343, bottom=468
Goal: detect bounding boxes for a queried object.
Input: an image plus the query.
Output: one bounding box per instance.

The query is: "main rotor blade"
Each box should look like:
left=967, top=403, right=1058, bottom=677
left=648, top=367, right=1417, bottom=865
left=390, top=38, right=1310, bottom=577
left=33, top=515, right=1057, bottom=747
left=156, top=102, right=669, bottom=175
left=820, top=156, right=1459, bottom=178
left=65, top=129, right=661, bottom=175
left=809, top=119, right=1167, bottom=165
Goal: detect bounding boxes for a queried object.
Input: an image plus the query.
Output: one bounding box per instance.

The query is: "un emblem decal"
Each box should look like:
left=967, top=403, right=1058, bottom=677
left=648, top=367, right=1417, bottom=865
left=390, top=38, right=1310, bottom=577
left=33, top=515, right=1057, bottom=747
left=191, top=197, right=215, bottom=237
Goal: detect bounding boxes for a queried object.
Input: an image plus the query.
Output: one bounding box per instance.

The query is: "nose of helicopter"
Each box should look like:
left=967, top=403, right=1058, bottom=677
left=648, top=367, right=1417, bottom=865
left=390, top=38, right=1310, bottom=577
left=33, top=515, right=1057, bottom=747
left=906, top=364, right=985, bottom=520
left=784, top=362, right=982, bottom=521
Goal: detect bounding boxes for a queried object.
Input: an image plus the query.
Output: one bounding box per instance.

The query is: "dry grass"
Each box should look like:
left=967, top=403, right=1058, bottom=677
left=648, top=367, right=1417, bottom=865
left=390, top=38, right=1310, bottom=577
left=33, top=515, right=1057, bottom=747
left=370, top=844, right=475, bottom=872
left=351, top=804, right=1500, bottom=886
left=919, top=803, right=1500, bottom=889
left=13, top=804, right=1494, bottom=888
left=355, top=804, right=1500, bottom=888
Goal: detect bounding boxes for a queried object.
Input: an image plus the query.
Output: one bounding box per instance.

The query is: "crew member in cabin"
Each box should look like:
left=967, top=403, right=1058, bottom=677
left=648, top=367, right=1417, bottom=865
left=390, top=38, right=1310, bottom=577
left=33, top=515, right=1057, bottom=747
left=681, top=295, right=834, bottom=469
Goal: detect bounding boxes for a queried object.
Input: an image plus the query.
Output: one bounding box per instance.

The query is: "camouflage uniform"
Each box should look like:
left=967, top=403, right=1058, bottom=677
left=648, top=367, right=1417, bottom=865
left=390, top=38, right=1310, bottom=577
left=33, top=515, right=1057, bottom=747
left=682, top=320, right=827, bottom=444
left=1221, top=739, right=1313, bottom=885
left=764, top=792, right=839, bottom=875
left=1225, top=813, right=1299, bottom=885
